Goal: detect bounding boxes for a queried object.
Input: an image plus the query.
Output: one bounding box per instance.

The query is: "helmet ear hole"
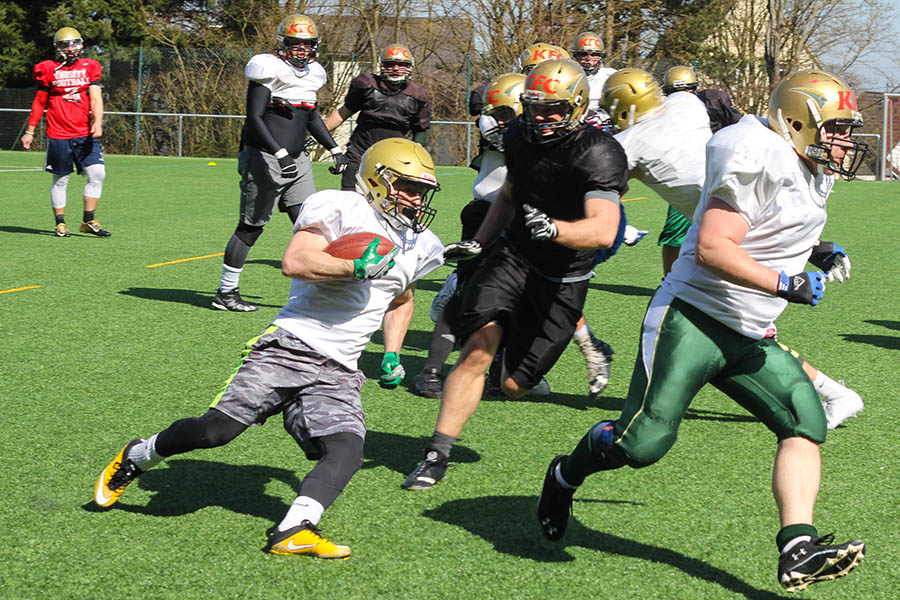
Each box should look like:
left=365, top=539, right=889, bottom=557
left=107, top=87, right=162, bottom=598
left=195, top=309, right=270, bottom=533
left=792, top=120, right=803, bottom=133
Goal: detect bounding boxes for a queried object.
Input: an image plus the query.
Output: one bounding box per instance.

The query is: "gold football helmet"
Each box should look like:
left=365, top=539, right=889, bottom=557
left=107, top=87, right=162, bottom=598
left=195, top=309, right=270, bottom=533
left=571, top=32, right=604, bottom=75
left=767, top=69, right=868, bottom=179
left=662, top=65, right=698, bottom=95
left=276, top=15, right=319, bottom=68
left=601, top=68, right=664, bottom=131
left=517, top=43, right=571, bottom=75
left=356, top=138, right=439, bottom=232
left=480, top=72, right=526, bottom=149
left=520, top=59, right=589, bottom=143
left=380, top=44, right=414, bottom=86
left=53, top=27, right=83, bottom=65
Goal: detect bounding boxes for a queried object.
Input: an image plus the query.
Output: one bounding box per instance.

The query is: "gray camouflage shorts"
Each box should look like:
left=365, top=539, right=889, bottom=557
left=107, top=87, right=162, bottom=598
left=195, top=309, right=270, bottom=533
left=211, top=326, right=367, bottom=458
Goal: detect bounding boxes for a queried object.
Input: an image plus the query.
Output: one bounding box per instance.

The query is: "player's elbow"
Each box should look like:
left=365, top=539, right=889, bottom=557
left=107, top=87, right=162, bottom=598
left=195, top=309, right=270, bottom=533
left=694, top=234, right=721, bottom=269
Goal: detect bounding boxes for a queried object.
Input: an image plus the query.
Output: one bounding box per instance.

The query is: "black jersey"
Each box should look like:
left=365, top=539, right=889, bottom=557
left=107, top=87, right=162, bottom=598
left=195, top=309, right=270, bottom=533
left=502, top=119, right=629, bottom=279
left=344, top=73, right=431, bottom=149
left=696, top=88, right=742, bottom=133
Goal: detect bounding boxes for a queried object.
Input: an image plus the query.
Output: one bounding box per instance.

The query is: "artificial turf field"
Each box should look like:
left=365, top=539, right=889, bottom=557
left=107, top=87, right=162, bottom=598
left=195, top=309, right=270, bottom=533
left=0, top=149, right=897, bottom=599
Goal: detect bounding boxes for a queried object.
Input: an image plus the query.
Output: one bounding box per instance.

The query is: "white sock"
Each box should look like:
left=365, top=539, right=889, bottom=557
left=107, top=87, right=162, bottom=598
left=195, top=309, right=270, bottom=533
left=277, top=496, right=325, bottom=532
left=573, top=322, right=592, bottom=341
left=813, top=371, right=852, bottom=401
left=554, top=463, right=577, bottom=490
left=129, top=433, right=164, bottom=470
left=219, top=264, right=242, bottom=292
left=781, top=535, right=813, bottom=555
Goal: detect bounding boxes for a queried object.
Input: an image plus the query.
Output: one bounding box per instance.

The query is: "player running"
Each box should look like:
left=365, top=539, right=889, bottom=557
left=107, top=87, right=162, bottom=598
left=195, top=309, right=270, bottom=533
left=94, top=139, right=443, bottom=558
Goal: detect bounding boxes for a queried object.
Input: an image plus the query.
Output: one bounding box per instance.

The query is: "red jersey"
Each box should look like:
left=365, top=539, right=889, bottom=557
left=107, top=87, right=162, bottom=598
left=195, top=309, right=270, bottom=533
left=30, top=58, right=102, bottom=139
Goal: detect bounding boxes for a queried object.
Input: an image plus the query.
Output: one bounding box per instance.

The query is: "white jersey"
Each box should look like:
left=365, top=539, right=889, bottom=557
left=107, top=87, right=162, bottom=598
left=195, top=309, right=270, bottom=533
left=244, top=53, right=327, bottom=105
left=614, top=91, right=711, bottom=220
left=662, top=115, right=832, bottom=339
left=273, top=190, right=444, bottom=370
left=586, top=67, right=617, bottom=112
left=472, top=148, right=506, bottom=203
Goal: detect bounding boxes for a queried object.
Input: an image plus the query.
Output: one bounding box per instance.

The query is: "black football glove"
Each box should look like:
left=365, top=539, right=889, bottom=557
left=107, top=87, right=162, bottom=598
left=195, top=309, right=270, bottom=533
left=776, top=271, right=825, bottom=306
left=523, top=203, right=558, bottom=241
left=275, top=149, right=298, bottom=179
left=329, top=151, right=348, bottom=175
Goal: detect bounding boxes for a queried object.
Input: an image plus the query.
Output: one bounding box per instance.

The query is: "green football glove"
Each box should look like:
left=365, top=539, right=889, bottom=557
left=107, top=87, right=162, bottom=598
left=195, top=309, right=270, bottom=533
left=353, top=239, right=399, bottom=281
left=378, top=352, right=405, bottom=389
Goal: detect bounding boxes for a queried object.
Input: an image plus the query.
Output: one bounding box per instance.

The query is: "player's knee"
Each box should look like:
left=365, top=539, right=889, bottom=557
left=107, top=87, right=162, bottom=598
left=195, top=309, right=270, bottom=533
left=196, top=409, right=247, bottom=447
left=83, top=164, right=105, bottom=198
left=234, top=223, right=264, bottom=247
left=500, top=376, right=528, bottom=398
left=620, top=432, right=675, bottom=468
left=311, top=432, right=364, bottom=487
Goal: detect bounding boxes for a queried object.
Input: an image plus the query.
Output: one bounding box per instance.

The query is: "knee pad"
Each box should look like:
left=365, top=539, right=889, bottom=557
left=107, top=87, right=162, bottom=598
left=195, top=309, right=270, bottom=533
left=83, top=164, right=106, bottom=198
left=234, top=223, right=264, bottom=247
left=51, top=174, right=70, bottom=209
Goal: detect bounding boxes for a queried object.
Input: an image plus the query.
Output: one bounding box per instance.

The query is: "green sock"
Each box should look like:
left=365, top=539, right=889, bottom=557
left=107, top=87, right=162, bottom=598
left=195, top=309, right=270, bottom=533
left=776, top=524, right=818, bottom=553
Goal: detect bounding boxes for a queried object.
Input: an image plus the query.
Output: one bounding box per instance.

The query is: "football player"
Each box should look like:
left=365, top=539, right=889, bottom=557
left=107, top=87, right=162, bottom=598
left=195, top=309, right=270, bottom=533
left=21, top=27, right=109, bottom=237
left=94, top=138, right=444, bottom=558
left=538, top=69, right=867, bottom=593
left=571, top=32, right=617, bottom=120
left=658, top=65, right=743, bottom=275
left=324, top=44, right=431, bottom=192
left=605, top=68, right=862, bottom=428
left=403, top=59, right=629, bottom=490
left=213, top=14, right=347, bottom=312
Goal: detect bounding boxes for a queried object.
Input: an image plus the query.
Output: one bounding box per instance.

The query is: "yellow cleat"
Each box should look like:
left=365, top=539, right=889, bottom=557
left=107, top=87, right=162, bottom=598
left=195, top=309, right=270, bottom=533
left=80, top=219, right=111, bottom=237
left=265, top=521, right=351, bottom=559
left=94, top=439, right=143, bottom=508
left=54, top=222, right=70, bottom=237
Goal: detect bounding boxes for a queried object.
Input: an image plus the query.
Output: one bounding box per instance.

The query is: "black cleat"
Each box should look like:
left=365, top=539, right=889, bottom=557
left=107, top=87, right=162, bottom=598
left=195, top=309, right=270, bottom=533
left=412, top=368, right=442, bottom=398
left=402, top=448, right=448, bottom=490
left=778, top=534, right=865, bottom=592
left=212, top=288, right=258, bottom=312
left=537, top=454, right=574, bottom=541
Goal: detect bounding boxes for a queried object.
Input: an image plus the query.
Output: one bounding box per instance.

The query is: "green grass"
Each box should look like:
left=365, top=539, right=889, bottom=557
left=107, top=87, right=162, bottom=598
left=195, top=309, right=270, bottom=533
left=1, top=149, right=897, bottom=599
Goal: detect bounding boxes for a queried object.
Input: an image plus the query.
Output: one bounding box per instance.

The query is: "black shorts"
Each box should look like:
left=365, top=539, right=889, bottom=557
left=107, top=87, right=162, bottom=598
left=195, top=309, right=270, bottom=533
left=455, top=238, right=589, bottom=389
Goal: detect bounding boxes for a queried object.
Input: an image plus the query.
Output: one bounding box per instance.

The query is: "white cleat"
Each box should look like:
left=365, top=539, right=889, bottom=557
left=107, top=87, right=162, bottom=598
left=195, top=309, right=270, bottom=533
left=822, top=382, right=863, bottom=430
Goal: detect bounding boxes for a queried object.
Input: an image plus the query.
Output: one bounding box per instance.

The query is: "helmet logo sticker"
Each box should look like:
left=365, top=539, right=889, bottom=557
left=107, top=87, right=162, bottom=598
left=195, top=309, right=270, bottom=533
left=837, top=90, right=857, bottom=110
left=287, top=22, right=314, bottom=35
left=791, top=87, right=828, bottom=110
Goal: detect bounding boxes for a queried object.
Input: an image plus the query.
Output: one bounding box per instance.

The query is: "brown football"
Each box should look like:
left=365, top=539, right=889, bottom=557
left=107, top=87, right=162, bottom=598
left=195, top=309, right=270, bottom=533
left=323, top=232, right=396, bottom=259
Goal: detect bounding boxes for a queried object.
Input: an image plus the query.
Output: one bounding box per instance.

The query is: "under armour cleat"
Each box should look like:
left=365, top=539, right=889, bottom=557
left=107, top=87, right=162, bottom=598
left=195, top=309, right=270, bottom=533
left=537, top=454, right=574, bottom=541
left=778, top=534, right=865, bottom=592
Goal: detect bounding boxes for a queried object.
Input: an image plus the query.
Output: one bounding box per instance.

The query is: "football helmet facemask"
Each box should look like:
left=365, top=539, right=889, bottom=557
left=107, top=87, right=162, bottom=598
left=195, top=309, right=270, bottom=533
left=767, top=69, right=868, bottom=180
left=662, top=65, right=698, bottom=95
left=571, top=32, right=604, bottom=76
left=602, top=68, right=665, bottom=131
left=380, top=45, right=414, bottom=86
left=54, top=27, right=83, bottom=66
left=356, top=138, right=439, bottom=233
left=480, top=72, right=526, bottom=150
left=517, top=43, right=571, bottom=75
left=276, top=15, right=319, bottom=68
left=520, top=59, right=589, bottom=144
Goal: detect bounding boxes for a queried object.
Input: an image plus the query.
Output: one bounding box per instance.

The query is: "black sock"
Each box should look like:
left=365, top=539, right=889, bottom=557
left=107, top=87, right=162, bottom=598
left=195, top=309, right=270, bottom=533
left=55, top=214, right=65, bottom=225
left=429, top=431, right=456, bottom=459
left=83, top=210, right=94, bottom=222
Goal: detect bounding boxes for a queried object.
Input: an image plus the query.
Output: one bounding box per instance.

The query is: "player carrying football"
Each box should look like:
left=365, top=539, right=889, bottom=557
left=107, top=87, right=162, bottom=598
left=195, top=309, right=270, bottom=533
left=213, top=14, right=347, bottom=312
left=94, top=138, right=444, bottom=558
left=538, top=69, right=868, bottom=592
left=21, top=27, right=109, bottom=238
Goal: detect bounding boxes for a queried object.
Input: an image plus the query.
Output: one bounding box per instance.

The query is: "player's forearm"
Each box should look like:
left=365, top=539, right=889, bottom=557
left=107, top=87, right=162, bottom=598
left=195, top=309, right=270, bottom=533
left=308, top=109, right=339, bottom=150
left=382, top=291, right=415, bottom=353
left=282, top=248, right=355, bottom=281
left=26, top=90, right=49, bottom=131
left=89, top=86, right=104, bottom=125
left=324, top=106, right=351, bottom=131
left=554, top=197, right=621, bottom=250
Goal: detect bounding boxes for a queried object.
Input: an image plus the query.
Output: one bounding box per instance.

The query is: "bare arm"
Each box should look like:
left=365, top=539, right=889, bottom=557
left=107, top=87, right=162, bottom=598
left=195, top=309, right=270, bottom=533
left=694, top=197, right=780, bottom=294
left=88, top=84, right=103, bottom=138
left=553, top=196, right=621, bottom=250
left=281, top=229, right=357, bottom=281
left=324, top=105, right=354, bottom=131
left=381, top=285, right=416, bottom=354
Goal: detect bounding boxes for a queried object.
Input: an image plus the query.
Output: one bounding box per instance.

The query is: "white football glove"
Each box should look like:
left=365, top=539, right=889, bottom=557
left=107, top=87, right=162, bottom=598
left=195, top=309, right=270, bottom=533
left=826, top=254, right=851, bottom=283
left=623, top=224, right=649, bottom=246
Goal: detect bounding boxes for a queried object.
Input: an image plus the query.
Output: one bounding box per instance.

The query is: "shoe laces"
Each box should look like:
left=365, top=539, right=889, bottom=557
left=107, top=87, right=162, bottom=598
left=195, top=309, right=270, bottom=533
left=108, top=459, right=139, bottom=490
left=811, top=533, right=835, bottom=546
